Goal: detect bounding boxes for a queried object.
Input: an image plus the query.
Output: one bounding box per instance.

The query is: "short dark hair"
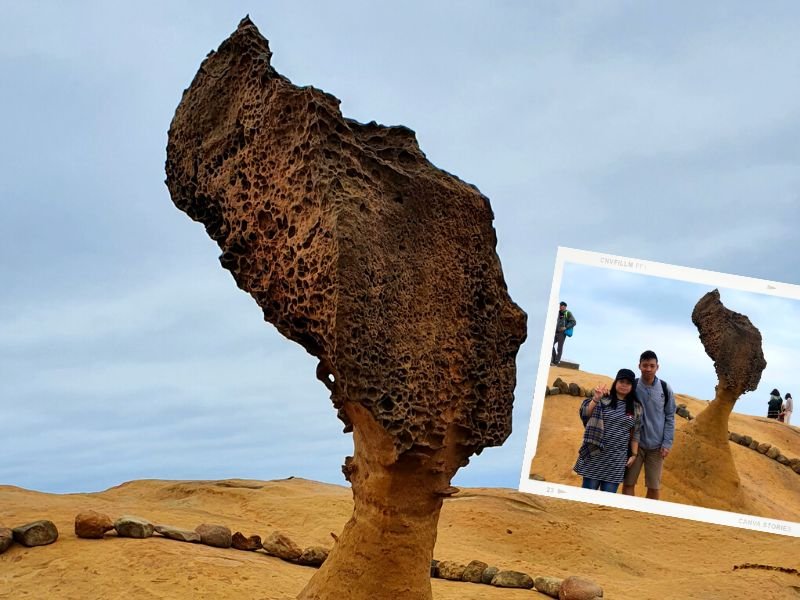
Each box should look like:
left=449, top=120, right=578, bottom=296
left=640, top=350, right=658, bottom=363
left=771, top=388, right=780, bottom=396
left=559, top=301, right=567, bottom=307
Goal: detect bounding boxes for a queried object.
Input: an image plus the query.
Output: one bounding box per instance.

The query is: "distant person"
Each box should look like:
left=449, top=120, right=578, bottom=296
left=622, top=350, right=675, bottom=500
left=782, top=393, right=793, bottom=425
left=551, top=301, right=576, bottom=366
left=573, top=368, right=643, bottom=493
left=767, top=389, right=782, bottom=419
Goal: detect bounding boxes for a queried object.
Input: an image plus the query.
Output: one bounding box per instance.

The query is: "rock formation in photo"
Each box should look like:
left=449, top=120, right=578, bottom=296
left=164, top=17, right=527, bottom=600
left=665, top=289, right=766, bottom=511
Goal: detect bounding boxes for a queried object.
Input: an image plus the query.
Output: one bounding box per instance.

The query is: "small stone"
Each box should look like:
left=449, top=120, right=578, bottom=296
left=531, top=474, right=545, bottom=481
left=748, top=440, right=760, bottom=450
left=793, top=463, right=800, bottom=475
left=437, top=560, right=467, bottom=581
left=756, top=442, right=771, bottom=454
left=114, top=515, right=154, bottom=539
left=295, top=546, right=329, bottom=567
left=231, top=531, right=262, bottom=551
left=195, top=524, right=232, bottom=548
left=776, top=455, right=790, bottom=465
left=568, top=383, right=581, bottom=396
left=559, top=575, right=603, bottom=599
left=0, top=528, right=14, bottom=554
left=154, top=525, right=201, bottom=543
left=554, top=378, right=569, bottom=394
left=729, top=432, right=743, bottom=444
left=490, top=570, right=534, bottom=589
left=431, top=559, right=440, bottom=577
left=766, top=446, right=780, bottom=460
left=12, top=520, right=58, bottom=547
left=535, top=575, right=564, bottom=598
left=74, top=510, right=114, bottom=539
left=262, top=531, right=302, bottom=561
left=462, top=560, right=488, bottom=583
left=740, top=435, right=752, bottom=446
left=789, top=458, right=800, bottom=469
left=481, top=566, right=499, bottom=584
left=548, top=387, right=560, bottom=396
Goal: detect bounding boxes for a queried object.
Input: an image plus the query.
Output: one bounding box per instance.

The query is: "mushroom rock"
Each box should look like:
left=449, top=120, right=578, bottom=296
left=664, top=289, right=765, bottom=512
left=165, top=17, right=527, bottom=600
left=690, top=289, right=766, bottom=437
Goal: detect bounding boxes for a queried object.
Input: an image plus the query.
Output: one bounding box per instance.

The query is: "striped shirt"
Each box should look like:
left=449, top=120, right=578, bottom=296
left=574, top=398, right=639, bottom=484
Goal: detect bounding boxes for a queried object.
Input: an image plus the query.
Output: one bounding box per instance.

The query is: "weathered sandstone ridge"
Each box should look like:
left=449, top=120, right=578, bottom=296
left=165, top=17, right=527, bottom=600
left=666, top=289, right=766, bottom=512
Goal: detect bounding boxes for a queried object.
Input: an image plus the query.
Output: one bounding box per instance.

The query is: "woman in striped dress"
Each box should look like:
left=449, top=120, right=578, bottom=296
left=573, top=368, right=643, bottom=493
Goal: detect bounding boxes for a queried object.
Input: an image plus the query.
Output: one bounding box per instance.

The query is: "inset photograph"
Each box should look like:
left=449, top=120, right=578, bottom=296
left=520, top=248, right=800, bottom=536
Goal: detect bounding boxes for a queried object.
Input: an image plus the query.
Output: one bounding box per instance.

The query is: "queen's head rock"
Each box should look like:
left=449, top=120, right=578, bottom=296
left=165, top=17, right=526, bottom=600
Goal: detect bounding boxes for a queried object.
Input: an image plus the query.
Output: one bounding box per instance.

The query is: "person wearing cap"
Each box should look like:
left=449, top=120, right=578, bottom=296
left=622, top=350, right=675, bottom=500
left=573, top=368, right=643, bottom=493
left=551, top=301, right=576, bottom=366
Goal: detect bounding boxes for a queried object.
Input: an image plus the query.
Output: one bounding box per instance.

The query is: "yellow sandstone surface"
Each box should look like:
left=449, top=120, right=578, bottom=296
left=0, top=475, right=797, bottom=599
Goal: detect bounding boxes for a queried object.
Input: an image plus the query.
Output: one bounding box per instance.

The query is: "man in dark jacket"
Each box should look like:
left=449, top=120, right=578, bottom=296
left=551, top=301, right=576, bottom=366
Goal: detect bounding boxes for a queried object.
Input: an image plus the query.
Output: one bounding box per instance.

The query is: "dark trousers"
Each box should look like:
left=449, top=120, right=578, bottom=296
left=552, top=331, right=566, bottom=364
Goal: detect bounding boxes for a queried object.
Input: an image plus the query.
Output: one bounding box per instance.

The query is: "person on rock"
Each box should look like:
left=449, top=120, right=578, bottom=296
left=573, top=368, right=643, bottom=493
left=551, top=301, right=576, bottom=366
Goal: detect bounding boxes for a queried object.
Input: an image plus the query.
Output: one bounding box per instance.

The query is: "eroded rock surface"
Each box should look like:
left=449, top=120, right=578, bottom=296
left=691, top=289, right=766, bottom=396
left=165, top=17, right=526, bottom=600
left=165, top=16, right=526, bottom=459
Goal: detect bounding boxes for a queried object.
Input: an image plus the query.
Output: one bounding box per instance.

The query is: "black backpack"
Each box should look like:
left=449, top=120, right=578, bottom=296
left=634, top=378, right=670, bottom=410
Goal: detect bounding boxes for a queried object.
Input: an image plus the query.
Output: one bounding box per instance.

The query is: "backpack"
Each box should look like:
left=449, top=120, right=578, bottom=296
left=564, top=310, right=574, bottom=337
left=634, top=378, right=669, bottom=410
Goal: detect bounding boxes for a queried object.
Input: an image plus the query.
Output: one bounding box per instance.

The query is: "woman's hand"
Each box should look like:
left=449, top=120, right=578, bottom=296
left=592, top=385, right=608, bottom=402
left=625, top=455, right=637, bottom=467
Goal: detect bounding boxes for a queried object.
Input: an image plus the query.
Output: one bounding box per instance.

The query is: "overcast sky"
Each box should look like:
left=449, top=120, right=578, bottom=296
left=555, top=264, right=799, bottom=417
left=1, top=1, right=799, bottom=493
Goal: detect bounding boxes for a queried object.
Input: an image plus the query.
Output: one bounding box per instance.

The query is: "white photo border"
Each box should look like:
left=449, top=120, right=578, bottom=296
left=518, top=246, right=800, bottom=538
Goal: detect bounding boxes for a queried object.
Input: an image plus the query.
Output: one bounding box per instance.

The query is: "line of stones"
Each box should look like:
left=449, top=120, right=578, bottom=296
left=0, top=511, right=328, bottom=567
left=727, top=432, right=800, bottom=475
left=1, top=512, right=605, bottom=598
left=431, top=559, right=603, bottom=599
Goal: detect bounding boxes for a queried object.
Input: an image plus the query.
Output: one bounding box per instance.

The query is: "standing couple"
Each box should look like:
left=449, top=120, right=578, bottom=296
left=573, top=350, right=676, bottom=499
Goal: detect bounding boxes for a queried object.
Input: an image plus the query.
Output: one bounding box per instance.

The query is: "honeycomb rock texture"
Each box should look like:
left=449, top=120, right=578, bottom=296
left=165, top=18, right=528, bottom=458
left=691, top=289, right=765, bottom=395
